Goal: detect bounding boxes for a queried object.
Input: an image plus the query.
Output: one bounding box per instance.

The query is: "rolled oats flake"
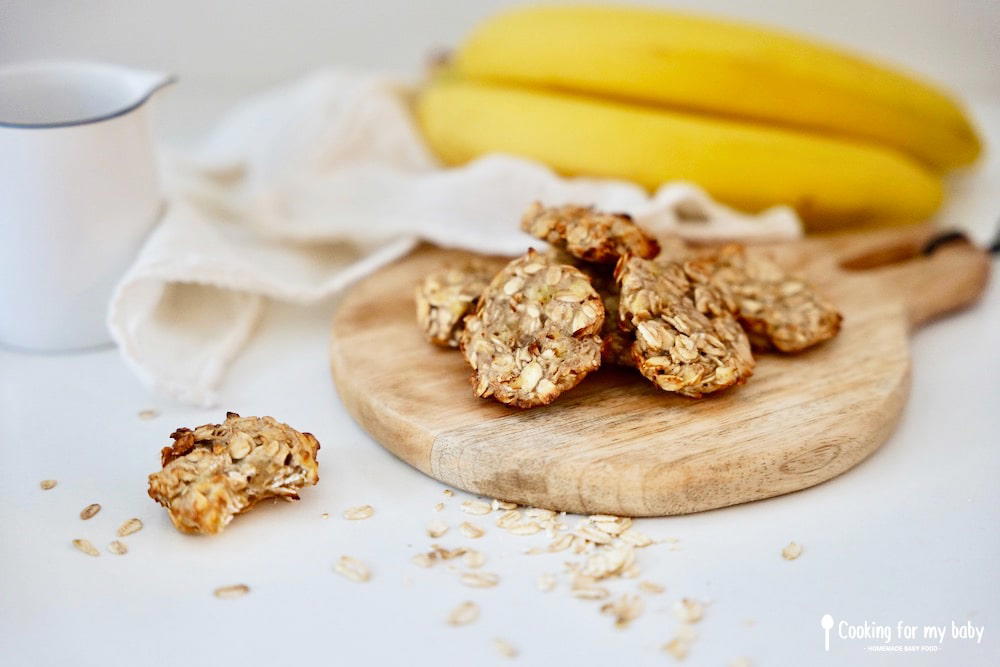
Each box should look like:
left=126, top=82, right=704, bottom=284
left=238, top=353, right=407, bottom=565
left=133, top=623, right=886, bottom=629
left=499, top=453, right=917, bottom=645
left=117, top=518, right=143, bottom=537
left=601, top=594, right=645, bottom=629
left=460, top=522, right=485, bottom=539
left=461, top=499, right=492, bottom=516
left=447, top=601, right=479, bottom=626
left=335, top=555, right=371, bottom=582
left=426, top=520, right=449, bottom=538
left=639, top=581, right=665, bottom=594
left=460, top=571, right=499, bottom=588
left=674, top=598, right=704, bottom=623
left=782, top=541, right=803, bottom=560
left=213, top=584, right=250, bottom=599
left=72, top=539, right=99, bottom=557
left=493, top=638, right=518, bottom=659
left=343, top=505, right=375, bottom=520
left=462, top=550, right=486, bottom=569
left=506, top=521, right=543, bottom=536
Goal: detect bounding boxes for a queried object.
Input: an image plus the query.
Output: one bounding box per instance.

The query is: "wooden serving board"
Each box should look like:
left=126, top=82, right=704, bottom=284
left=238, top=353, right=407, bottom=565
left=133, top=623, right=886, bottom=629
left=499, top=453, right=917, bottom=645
left=330, top=226, right=990, bottom=516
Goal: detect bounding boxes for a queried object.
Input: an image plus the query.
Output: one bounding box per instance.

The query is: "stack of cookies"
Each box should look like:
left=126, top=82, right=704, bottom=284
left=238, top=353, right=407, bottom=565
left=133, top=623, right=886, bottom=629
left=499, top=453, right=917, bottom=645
left=416, top=202, right=841, bottom=408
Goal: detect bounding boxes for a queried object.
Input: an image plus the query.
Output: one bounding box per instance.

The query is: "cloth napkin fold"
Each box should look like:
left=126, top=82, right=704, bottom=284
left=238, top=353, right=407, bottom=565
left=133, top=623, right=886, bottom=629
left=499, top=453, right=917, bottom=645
left=109, top=68, right=802, bottom=406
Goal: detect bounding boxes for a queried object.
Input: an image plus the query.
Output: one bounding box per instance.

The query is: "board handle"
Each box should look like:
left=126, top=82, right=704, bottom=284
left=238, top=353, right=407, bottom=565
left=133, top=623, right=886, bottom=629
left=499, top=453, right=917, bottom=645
left=836, top=226, right=992, bottom=328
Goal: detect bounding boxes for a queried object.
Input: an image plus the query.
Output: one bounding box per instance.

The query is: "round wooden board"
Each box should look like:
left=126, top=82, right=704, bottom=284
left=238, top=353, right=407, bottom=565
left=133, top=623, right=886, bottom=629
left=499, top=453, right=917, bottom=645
left=329, top=228, right=989, bottom=515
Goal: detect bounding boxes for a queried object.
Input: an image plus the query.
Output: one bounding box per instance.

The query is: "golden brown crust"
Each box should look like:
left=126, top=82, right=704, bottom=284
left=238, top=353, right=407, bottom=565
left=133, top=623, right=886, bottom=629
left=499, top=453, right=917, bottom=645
left=521, top=202, right=660, bottom=264
left=415, top=261, right=498, bottom=348
left=148, top=413, right=320, bottom=535
left=460, top=249, right=604, bottom=408
left=616, top=256, right=754, bottom=397
left=684, top=244, right=842, bottom=352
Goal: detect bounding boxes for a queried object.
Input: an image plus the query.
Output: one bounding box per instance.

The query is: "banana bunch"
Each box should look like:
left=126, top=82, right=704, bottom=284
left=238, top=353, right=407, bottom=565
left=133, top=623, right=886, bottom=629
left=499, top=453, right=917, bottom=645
left=415, top=6, right=982, bottom=229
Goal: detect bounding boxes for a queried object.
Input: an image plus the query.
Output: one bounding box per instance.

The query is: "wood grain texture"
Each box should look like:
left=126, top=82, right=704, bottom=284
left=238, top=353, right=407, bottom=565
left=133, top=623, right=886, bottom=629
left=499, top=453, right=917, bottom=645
left=329, top=226, right=990, bottom=516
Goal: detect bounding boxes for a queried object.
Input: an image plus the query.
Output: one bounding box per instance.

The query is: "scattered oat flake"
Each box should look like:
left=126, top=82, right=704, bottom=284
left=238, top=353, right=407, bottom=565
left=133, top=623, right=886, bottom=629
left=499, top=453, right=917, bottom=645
left=427, top=519, right=449, bottom=538
left=496, top=510, right=521, bottom=528
left=460, top=521, right=485, bottom=539
left=79, top=503, right=101, bottom=520
left=460, top=571, right=499, bottom=588
left=117, top=518, right=143, bottom=537
left=442, top=489, right=454, bottom=497
left=72, top=539, right=99, bottom=557
left=343, top=504, right=375, bottom=520
left=782, top=541, right=803, bottom=560
left=321, top=512, right=330, bottom=519
left=107, top=540, right=128, bottom=555
left=571, top=586, right=610, bottom=600
left=432, top=544, right=467, bottom=560
left=601, top=594, right=645, bottom=629
left=674, top=598, right=704, bottom=623
left=663, top=637, right=689, bottom=660
left=620, top=529, right=653, bottom=547
left=663, top=625, right=697, bottom=660
left=547, top=533, right=573, bottom=552
left=461, top=499, right=492, bottom=515
left=492, top=499, right=518, bottom=511
left=434, top=502, right=445, bottom=512
left=39, top=479, right=57, bottom=490
left=447, top=600, right=479, bottom=626
left=214, top=584, right=250, bottom=599
left=537, top=573, right=557, bottom=592
left=639, top=581, right=665, bottom=594
left=335, top=555, right=371, bottom=582
left=137, top=409, right=159, bottom=420
left=493, top=638, right=518, bottom=659
left=507, top=522, right=543, bottom=536
left=463, top=549, right=486, bottom=569
left=525, top=508, right=556, bottom=520
left=412, top=551, right=437, bottom=568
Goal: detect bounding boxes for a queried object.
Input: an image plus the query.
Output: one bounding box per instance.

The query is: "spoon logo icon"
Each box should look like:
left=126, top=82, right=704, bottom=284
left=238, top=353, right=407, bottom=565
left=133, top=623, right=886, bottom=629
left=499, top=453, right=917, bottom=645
left=821, top=614, right=834, bottom=651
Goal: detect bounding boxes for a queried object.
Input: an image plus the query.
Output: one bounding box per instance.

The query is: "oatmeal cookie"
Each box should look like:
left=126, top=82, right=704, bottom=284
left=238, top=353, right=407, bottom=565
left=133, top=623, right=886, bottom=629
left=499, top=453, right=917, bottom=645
left=684, top=244, right=842, bottom=352
left=416, top=261, right=497, bottom=347
left=616, top=256, right=754, bottom=397
left=148, top=413, right=320, bottom=535
left=521, top=202, right=660, bottom=264
left=461, top=249, right=604, bottom=407
left=545, top=248, right=634, bottom=367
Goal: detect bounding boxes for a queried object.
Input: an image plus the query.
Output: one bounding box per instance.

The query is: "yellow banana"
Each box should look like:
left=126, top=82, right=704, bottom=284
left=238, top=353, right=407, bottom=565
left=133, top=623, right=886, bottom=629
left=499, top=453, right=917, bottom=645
left=454, top=5, right=980, bottom=169
left=415, top=77, right=943, bottom=229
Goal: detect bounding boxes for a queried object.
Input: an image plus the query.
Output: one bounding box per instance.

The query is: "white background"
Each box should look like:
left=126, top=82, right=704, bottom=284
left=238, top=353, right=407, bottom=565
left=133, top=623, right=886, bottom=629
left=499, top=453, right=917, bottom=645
left=1, top=1, right=999, bottom=666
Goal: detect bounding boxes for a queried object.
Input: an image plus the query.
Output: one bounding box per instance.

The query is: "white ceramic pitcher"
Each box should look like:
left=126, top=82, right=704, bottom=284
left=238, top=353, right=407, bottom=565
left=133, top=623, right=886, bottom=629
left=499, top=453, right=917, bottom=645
left=0, top=61, right=174, bottom=351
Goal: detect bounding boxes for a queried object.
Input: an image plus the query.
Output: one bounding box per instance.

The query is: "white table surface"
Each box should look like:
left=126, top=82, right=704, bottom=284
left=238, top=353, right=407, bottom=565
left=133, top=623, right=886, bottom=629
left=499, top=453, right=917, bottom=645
left=1, top=258, right=997, bottom=666
left=2, top=56, right=1000, bottom=667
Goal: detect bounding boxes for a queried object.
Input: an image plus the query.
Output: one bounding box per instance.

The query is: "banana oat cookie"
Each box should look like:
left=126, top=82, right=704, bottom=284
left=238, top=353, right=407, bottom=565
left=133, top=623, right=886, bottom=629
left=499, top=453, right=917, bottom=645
left=684, top=244, right=842, bottom=352
left=148, top=413, right=320, bottom=535
left=615, top=256, right=754, bottom=397
left=544, top=248, right=634, bottom=367
left=521, top=202, right=660, bottom=264
left=461, top=249, right=604, bottom=407
left=416, top=261, right=498, bottom=348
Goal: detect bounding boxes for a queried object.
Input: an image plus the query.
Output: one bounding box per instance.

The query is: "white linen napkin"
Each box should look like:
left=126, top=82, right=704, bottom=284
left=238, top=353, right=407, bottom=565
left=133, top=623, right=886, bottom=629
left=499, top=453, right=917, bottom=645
left=108, top=68, right=802, bottom=406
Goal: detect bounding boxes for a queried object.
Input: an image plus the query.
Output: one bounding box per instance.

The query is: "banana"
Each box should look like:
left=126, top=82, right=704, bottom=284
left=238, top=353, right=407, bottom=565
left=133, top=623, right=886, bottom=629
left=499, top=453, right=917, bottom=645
left=454, top=5, right=980, bottom=169
left=415, top=77, right=943, bottom=229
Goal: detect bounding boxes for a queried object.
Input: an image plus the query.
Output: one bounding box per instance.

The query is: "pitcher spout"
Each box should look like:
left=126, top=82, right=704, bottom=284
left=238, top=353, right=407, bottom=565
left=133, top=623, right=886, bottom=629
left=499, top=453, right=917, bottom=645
left=123, top=68, right=177, bottom=103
